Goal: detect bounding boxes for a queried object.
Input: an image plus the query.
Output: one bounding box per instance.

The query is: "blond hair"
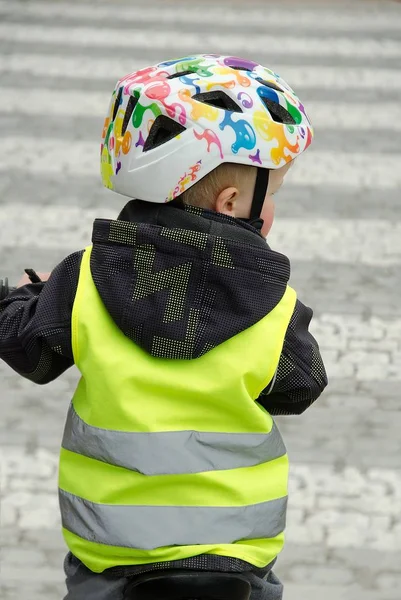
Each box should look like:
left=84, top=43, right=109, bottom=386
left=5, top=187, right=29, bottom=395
left=180, top=163, right=256, bottom=210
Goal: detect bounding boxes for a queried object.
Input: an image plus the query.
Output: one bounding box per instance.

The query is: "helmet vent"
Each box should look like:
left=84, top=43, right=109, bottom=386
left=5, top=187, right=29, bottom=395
left=143, top=115, right=186, bottom=152
left=112, top=87, right=123, bottom=122
left=260, top=98, right=296, bottom=125
left=122, top=95, right=138, bottom=135
left=257, top=78, right=284, bottom=93
left=167, top=70, right=195, bottom=79
left=193, top=91, right=243, bottom=113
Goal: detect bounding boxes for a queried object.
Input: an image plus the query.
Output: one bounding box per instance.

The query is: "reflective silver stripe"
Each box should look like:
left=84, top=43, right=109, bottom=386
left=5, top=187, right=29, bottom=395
left=59, top=489, right=287, bottom=549
left=62, top=404, right=286, bottom=475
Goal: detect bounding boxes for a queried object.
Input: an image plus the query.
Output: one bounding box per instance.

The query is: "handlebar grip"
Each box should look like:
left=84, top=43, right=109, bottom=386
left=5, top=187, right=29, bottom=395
left=24, top=268, right=42, bottom=283
left=0, top=278, right=16, bottom=301
left=0, top=270, right=42, bottom=300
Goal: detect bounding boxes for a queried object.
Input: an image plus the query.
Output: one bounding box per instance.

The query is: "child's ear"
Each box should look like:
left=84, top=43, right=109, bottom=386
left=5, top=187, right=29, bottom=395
left=215, top=187, right=239, bottom=217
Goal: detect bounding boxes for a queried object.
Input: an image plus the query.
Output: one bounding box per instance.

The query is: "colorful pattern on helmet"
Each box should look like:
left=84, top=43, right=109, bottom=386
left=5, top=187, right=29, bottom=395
left=100, top=54, right=313, bottom=203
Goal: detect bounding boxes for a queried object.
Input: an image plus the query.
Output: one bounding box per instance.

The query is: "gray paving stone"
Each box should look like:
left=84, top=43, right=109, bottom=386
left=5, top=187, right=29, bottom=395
left=2, top=71, right=398, bottom=103
left=4, top=114, right=400, bottom=155
left=283, top=584, right=400, bottom=600
left=4, top=10, right=401, bottom=42
left=1, top=39, right=397, bottom=70
left=4, top=171, right=401, bottom=219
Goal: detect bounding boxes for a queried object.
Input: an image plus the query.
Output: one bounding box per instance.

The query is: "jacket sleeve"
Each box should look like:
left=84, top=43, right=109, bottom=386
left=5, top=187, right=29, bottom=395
left=0, top=250, right=83, bottom=384
left=258, top=299, right=328, bottom=415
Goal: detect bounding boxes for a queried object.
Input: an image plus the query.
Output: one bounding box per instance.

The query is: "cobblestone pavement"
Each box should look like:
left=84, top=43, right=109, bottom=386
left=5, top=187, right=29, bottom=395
left=1, top=1, right=401, bottom=598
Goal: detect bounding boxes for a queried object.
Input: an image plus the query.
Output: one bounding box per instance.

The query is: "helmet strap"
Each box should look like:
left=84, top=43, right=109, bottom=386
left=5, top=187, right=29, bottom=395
left=250, top=168, right=269, bottom=220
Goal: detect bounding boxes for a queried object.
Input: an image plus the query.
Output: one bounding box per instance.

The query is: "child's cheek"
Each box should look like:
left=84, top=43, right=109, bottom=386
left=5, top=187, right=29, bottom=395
left=261, top=198, right=275, bottom=238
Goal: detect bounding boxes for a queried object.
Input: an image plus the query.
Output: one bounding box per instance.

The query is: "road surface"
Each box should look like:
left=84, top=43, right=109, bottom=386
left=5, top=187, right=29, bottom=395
left=0, top=1, right=400, bottom=598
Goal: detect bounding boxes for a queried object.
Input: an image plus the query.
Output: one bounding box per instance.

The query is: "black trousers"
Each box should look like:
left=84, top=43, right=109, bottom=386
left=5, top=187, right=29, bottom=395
left=64, top=553, right=283, bottom=600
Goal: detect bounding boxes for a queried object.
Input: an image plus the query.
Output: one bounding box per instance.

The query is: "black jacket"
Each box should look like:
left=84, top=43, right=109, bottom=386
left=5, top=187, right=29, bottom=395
left=0, top=200, right=327, bottom=415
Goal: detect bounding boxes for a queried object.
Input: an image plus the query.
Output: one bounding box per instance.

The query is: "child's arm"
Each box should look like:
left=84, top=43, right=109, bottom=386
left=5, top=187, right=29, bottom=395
left=258, top=299, right=328, bottom=415
left=0, top=251, right=83, bottom=384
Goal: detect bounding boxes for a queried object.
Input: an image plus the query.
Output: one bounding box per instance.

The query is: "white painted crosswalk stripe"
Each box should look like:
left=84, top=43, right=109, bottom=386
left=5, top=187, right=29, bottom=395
left=268, top=220, right=401, bottom=267
left=1, top=88, right=396, bottom=132
left=311, top=314, right=401, bottom=382
left=0, top=24, right=400, bottom=59
left=0, top=1, right=399, bottom=33
left=288, top=463, right=401, bottom=549
left=1, top=204, right=400, bottom=267
left=2, top=138, right=401, bottom=190
left=2, top=55, right=399, bottom=92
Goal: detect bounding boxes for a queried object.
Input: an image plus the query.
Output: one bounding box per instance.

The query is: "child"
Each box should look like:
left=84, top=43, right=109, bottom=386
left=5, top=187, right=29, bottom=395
left=0, top=54, right=327, bottom=600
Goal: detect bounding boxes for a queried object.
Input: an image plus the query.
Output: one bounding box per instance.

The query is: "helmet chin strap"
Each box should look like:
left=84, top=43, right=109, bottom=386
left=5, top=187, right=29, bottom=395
left=250, top=168, right=269, bottom=220
left=239, top=168, right=269, bottom=232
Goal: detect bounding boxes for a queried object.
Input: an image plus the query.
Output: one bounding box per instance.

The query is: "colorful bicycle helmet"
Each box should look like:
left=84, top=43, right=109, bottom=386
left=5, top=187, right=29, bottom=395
left=101, top=54, right=313, bottom=218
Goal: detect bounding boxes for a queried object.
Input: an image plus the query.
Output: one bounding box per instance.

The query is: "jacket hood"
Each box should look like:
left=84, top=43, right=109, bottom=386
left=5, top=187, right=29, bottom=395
left=90, top=200, right=290, bottom=359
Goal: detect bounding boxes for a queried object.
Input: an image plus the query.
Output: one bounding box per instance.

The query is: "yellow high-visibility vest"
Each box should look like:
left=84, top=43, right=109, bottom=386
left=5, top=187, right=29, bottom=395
left=59, top=245, right=296, bottom=573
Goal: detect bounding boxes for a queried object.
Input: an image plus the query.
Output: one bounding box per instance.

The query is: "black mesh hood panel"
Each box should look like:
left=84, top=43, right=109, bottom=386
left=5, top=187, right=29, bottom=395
left=90, top=201, right=290, bottom=360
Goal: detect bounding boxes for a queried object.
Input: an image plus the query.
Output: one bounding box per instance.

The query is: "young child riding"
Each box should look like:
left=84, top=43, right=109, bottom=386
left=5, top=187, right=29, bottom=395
left=0, top=54, right=327, bottom=600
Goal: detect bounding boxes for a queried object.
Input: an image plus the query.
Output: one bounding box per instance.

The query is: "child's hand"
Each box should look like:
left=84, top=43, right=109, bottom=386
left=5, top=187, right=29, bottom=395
left=17, top=272, right=51, bottom=287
